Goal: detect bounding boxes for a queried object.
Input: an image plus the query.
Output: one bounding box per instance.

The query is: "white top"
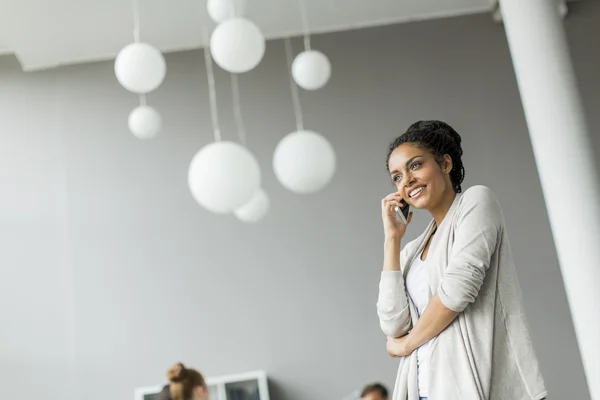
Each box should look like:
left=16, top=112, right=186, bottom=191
left=405, top=252, right=430, bottom=397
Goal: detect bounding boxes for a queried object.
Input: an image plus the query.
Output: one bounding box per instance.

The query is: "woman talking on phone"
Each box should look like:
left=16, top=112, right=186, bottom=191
left=377, top=120, right=546, bottom=400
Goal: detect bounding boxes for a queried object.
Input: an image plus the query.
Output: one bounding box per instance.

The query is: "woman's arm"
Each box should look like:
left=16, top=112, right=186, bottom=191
left=377, top=235, right=412, bottom=337
left=388, top=294, right=458, bottom=356
left=377, top=192, right=415, bottom=338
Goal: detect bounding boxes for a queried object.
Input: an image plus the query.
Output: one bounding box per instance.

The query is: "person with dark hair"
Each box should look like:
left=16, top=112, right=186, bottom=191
left=360, top=383, right=389, bottom=400
left=157, top=362, right=208, bottom=400
left=377, top=121, right=546, bottom=400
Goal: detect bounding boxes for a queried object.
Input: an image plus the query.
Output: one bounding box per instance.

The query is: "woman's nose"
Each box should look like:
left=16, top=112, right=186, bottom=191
left=403, top=173, right=415, bottom=187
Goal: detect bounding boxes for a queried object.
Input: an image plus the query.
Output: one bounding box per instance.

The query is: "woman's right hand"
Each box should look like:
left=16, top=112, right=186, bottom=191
left=381, top=192, right=412, bottom=239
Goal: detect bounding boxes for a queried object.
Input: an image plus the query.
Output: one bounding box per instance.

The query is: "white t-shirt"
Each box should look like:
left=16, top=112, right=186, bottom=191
left=406, top=252, right=430, bottom=397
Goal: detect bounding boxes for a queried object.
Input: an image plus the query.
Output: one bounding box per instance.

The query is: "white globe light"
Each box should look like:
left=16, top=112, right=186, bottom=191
left=128, top=105, right=162, bottom=139
left=207, top=0, right=247, bottom=23
left=273, top=130, right=336, bottom=194
left=115, top=42, right=166, bottom=94
left=210, top=18, right=265, bottom=73
left=234, top=188, right=270, bottom=223
left=188, top=141, right=261, bottom=214
left=292, top=50, right=331, bottom=91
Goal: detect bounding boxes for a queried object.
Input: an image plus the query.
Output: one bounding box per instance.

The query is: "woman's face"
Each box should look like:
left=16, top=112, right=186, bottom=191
left=388, top=142, right=453, bottom=211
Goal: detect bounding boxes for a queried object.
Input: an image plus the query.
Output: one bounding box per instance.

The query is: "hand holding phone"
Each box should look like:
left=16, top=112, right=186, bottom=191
left=395, top=199, right=410, bottom=225
left=381, top=192, right=412, bottom=240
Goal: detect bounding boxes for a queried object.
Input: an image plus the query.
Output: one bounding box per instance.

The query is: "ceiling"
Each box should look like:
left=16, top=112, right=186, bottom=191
left=0, top=0, right=522, bottom=71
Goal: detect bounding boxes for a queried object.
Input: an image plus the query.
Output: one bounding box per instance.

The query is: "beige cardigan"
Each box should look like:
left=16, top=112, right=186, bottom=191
left=377, top=185, right=547, bottom=400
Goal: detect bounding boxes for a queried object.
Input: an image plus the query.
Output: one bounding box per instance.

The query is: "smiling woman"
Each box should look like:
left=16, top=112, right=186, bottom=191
left=376, top=121, right=547, bottom=400
left=385, top=121, right=464, bottom=226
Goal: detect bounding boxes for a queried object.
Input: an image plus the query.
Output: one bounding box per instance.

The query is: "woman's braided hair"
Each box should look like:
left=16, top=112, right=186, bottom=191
left=386, top=120, right=465, bottom=193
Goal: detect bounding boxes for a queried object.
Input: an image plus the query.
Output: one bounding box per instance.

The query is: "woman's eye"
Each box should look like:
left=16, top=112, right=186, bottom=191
left=393, top=175, right=402, bottom=182
left=410, top=162, right=422, bottom=170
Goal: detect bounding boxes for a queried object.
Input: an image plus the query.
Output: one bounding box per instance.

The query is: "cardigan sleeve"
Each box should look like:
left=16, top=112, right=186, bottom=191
left=376, top=245, right=412, bottom=337
left=438, top=186, right=503, bottom=312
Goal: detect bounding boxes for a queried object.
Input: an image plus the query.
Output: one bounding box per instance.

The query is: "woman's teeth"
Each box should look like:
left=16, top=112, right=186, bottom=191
left=410, top=187, right=424, bottom=198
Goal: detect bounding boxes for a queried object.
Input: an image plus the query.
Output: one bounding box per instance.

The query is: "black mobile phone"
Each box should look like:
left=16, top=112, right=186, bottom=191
left=395, top=199, right=410, bottom=225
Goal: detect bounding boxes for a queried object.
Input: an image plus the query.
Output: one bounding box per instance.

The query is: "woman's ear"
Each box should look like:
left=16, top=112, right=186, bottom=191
left=443, top=154, right=453, bottom=174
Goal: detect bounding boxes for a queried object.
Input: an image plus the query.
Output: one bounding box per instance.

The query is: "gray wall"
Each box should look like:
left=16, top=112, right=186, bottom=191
left=1, top=2, right=598, bottom=400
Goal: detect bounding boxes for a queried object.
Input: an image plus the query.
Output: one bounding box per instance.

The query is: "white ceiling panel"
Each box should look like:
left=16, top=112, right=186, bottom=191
left=0, top=0, right=499, bottom=71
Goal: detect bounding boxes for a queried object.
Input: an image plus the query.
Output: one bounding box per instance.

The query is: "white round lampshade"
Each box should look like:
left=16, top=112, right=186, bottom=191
left=188, top=141, right=261, bottom=214
left=292, top=50, right=331, bottom=91
left=234, top=188, right=270, bottom=223
left=115, top=42, right=166, bottom=94
left=128, top=105, right=162, bottom=139
left=207, top=0, right=247, bottom=23
left=210, top=18, right=265, bottom=73
left=273, top=130, right=336, bottom=194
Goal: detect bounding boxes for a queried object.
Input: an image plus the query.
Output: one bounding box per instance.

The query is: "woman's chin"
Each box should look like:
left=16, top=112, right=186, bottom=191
left=408, top=196, right=428, bottom=210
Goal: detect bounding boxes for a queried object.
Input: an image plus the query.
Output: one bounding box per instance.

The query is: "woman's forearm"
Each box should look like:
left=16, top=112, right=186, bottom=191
left=405, top=294, right=459, bottom=351
left=378, top=235, right=412, bottom=337
left=383, top=235, right=402, bottom=271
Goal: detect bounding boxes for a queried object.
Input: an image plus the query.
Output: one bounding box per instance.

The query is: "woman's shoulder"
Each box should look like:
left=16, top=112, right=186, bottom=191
left=456, top=185, right=504, bottom=222
left=462, top=184, right=496, bottom=199
left=459, top=185, right=501, bottom=208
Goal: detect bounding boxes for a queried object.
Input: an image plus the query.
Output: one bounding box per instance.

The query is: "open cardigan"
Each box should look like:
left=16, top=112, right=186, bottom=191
left=377, top=185, right=547, bottom=400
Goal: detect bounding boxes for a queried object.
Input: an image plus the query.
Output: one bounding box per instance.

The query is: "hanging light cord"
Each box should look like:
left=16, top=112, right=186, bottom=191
left=227, top=0, right=238, bottom=19
left=297, top=0, right=311, bottom=51
left=131, top=0, right=145, bottom=107
left=131, top=0, right=141, bottom=43
left=203, top=29, right=222, bottom=142
left=284, top=38, right=304, bottom=132
left=230, top=74, right=246, bottom=146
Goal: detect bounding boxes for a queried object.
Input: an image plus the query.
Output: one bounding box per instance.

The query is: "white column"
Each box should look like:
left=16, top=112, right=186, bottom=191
left=499, top=0, right=600, bottom=398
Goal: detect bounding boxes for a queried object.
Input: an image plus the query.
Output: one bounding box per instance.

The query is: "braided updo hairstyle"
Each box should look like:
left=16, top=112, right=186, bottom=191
left=158, top=362, right=207, bottom=400
left=385, top=120, right=465, bottom=193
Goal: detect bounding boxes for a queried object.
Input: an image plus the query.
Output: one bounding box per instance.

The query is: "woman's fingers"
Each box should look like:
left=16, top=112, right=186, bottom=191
left=382, top=198, right=402, bottom=212
left=383, top=192, right=403, bottom=202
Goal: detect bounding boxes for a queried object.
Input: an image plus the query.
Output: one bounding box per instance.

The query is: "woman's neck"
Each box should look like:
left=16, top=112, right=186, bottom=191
left=429, top=189, right=457, bottom=226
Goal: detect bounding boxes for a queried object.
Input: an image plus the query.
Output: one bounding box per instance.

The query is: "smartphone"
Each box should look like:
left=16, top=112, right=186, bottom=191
left=395, top=199, right=410, bottom=225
